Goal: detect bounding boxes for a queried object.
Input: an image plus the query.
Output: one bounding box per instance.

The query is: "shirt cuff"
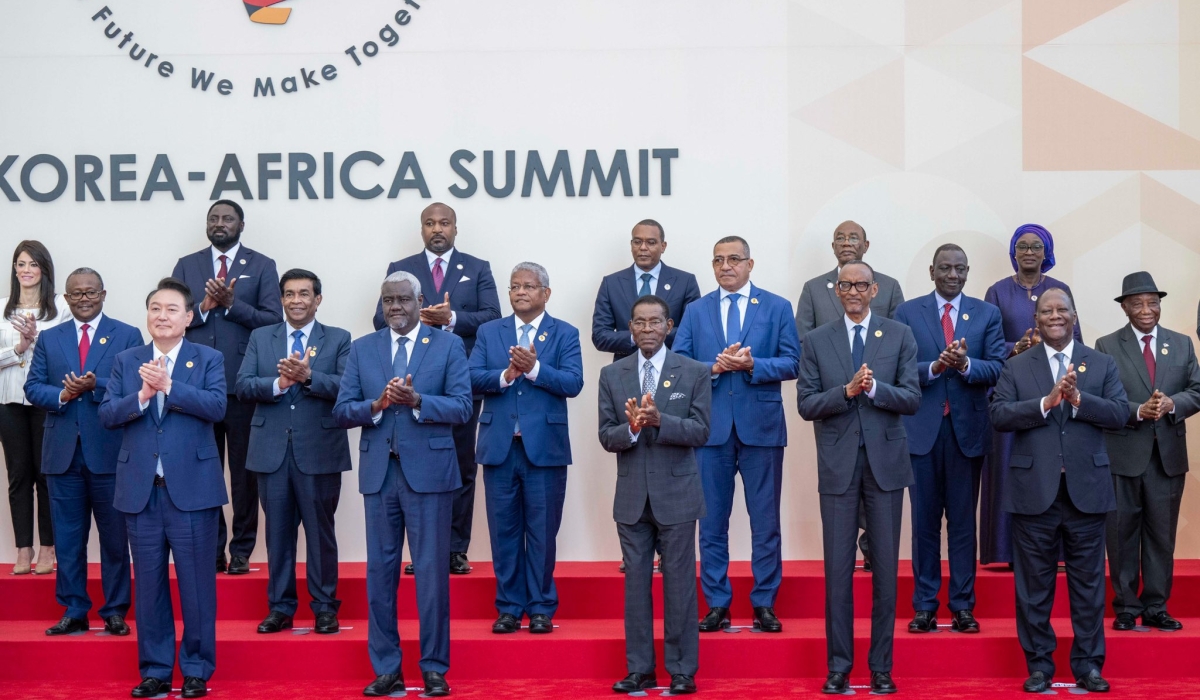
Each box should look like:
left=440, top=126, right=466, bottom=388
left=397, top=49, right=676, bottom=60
left=525, top=360, right=541, bottom=382
left=272, top=378, right=285, bottom=397
left=499, top=371, right=513, bottom=389
left=412, top=408, right=421, bottom=421
left=865, top=378, right=877, bottom=399
left=199, top=308, right=209, bottom=323
left=139, top=398, right=150, bottom=412
left=629, top=426, right=640, bottom=443
left=444, top=311, right=457, bottom=332
left=371, top=410, right=382, bottom=425
left=1041, top=398, right=1049, bottom=417
left=961, top=357, right=971, bottom=378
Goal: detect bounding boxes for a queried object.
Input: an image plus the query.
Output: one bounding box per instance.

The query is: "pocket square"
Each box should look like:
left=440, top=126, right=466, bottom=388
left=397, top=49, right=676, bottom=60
left=669, top=392, right=686, bottom=400
left=238, top=274, right=252, bottom=279
left=459, top=275, right=471, bottom=282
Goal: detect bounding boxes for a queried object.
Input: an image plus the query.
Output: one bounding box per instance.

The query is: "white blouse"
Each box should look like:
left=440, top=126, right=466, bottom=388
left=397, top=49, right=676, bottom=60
left=0, top=296, right=74, bottom=405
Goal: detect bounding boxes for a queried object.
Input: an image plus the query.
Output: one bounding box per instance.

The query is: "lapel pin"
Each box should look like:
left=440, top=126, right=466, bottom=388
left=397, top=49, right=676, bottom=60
left=875, top=330, right=883, bottom=337
left=751, top=298, right=759, bottom=305
left=1162, top=348, right=1169, bottom=355
left=538, top=334, right=547, bottom=342
left=1078, top=364, right=1087, bottom=372
left=99, top=337, right=107, bottom=345
left=457, top=263, right=463, bottom=270
left=663, top=380, right=671, bottom=387
left=827, top=282, right=834, bottom=289
left=961, top=313, right=969, bottom=321
left=308, top=347, right=317, bottom=357
left=185, top=361, right=194, bottom=368
left=664, top=283, right=671, bottom=291
left=421, top=337, right=430, bottom=344
left=239, top=259, right=246, bottom=265
left=1030, top=294, right=1038, bottom=301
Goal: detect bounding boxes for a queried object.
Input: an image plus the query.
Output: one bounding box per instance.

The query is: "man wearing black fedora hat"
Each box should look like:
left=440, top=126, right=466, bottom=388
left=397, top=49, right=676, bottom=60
left=1095, top=271, right=1200, bottom=633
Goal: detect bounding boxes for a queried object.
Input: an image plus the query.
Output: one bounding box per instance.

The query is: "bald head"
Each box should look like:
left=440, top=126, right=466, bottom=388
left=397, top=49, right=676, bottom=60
left=420, top=202, right=458, bottom=255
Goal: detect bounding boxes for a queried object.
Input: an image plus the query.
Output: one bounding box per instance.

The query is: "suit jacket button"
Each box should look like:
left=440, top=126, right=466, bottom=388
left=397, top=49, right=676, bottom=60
left=153, top=453, right=158, bottom=458
left=517, top=391, right=522, bottom=395
left=158, top=430, right=163, bottom=434
left=290, top=405, right=295, bottom=410
left=854, top=431, right=860, bottom=436
left=728, top=391, right=733, bottom=396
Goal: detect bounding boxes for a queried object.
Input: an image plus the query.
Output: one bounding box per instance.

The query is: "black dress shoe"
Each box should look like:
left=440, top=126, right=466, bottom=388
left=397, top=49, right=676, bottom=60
left=105, top=615, right=130, bottom=636
left=669, top=674, right=696, bottom=694
left=1112, top=612, right=1137, bottom=631
left=404, top=562, right=415, bottom=575
left=822, top=672, right=848, bottom=694
left=1076, top=670, right=1110, bottom=692
left=315, top=611, right=339, bottom=634
left=862, top=557, right=872, bottom=573
left=449, top=552, right=470, bottom=575
left=131, top=677, right=171, bottom=698
left=951, top=609, right=980, bottom=633
left=753, top=606, right=783, bottom=632
left=698, top=607, right=730, bottom=632
left=181, top=676, right=207, bottom=698
left=46, top=616, right=88, bottom=636
left=1143, top=611, right=1183, bottom=631
left=908, top=610, right=937, bottom=633
left=492, top=613, right=521, bottom=634
left=226, top=555, right=250, bottom=575
left=529, top=613, right=552, bottom=634
left=619, top=560, right=626, bottom=573
left=613, top=672, right=657, bottom=693
left=1023, top=671, right=1050, bottom=693
left=871, top=671, right=897, bottom=694
left=422, top=671, right=450, bottom=697
left=363, top=673, right=403, bottom=697
left=215, top=554, right=227, bottom=574
left=256, top=611, right=293, bottom=634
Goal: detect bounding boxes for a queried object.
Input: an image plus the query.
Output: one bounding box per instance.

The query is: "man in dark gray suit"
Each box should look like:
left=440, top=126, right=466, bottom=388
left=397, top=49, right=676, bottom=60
left=796, top=220, right=904, bottom=570
left=598, top=295, right=711, bottom=696
left=797, top=261, right=920, bottom=696
left=1095, top=272, right=1200, bottom=633
left=991, top=288, right=1127, bottom=694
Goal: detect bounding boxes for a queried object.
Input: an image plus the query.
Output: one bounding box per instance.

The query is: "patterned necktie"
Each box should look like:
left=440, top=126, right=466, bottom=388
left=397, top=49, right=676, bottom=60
left=1142, top=335, right=1156, bottom=386
left=78, top=323, right=91, bottom=371
left=852, top=325, right=864, bottom=370
left=156, top=356, right=172, bottom=419
left=218, top=255, right=229, bottom=280
left=432, top=257, right=445, bottom=294
left=725, top=293, right=741, bottom=345
left=291, top=329, right=304, bottom=357
left=642, top=359, right=656, bottom=396
left=393, top=337, right=409, bottom=380
left=1054, top=352, right=1067, bottom=382
left=514, top=324, right=532, bottom=435
left=639, top=273, right=653, bottom=297
left=941, top=303, right=954, bottom=415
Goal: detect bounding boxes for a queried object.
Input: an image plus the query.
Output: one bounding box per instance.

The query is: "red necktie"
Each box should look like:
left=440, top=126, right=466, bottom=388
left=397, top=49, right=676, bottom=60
left=78, top=323, right=91, bottom=371
left=1143, top=335, right=1156, bottom=386
left=941, top=304, right=955, bottom=415
left=218, top=255, right=229, bottom=280
left=432, top=257, right=445, bottom=294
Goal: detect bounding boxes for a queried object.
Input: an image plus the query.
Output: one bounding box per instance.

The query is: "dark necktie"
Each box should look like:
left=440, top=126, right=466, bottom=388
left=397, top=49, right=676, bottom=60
left=941, top=303, right=954, bottom=415
left=432, top=257, right=445, bottom=295
left=1143, top=335, right=1156, bottom=386
left=78, top=323, right=91, bottom=371
left=514, top=324, right=532, bottom=435
left=852, top=324, right=864, bottom=370
left=639, top=273, right=653, bottom=297
left=726, top=293, right=741, bottom=345
left=218, top=254, right=229, bottom=280
left=393, top=336, right=409, bottom=380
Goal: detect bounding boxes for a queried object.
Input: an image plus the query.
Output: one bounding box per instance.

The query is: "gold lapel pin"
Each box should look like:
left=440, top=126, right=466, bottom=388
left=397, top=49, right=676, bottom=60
left=751, top=298, right=759, bottom=305
left=99, top=337, right=107, bottom=345
left=875, top=330, right=883, bottom=337
left=538, top=334, right=547, bottom=342
left=421, top=337, right=430, bottom=344
left=308, top=347, right=317, bottom=357
left=663, top=380, right=671, bottom=387
left=185, top=361, right=194, bottom=368
left=1162, top=348, right=1169, bottom=355
left=1078, top=364, right=1087, bottom=372
left=961, top=314, right=969, bottom=321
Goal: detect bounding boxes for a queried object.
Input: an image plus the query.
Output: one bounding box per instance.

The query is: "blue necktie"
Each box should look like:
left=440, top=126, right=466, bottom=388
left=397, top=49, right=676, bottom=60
left=291, top=329, right=304, bottom=357
left=726, top=293, right=741, bottom=345
left=514, top=324, right=532, bottom=435
left=639, top=273, right=653, bottom=297
left=393, top=337, right=409, bottom=380
left=852, top=325, right=864, bottom=370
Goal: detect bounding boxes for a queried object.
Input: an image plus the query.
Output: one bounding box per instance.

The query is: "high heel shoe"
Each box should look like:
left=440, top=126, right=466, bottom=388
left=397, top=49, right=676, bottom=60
left=12, top=547, right=33, bottom=575
left=33, top=546, right=55, bottom=575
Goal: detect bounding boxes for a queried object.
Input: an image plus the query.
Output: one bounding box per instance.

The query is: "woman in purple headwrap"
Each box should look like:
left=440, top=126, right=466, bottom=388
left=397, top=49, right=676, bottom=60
left=979, top=224, right=1083, bottom=565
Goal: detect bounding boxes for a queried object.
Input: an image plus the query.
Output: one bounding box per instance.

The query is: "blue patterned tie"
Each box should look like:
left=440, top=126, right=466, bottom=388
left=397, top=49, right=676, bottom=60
left=514, top=324, right=532, bottom=435
left=639, top=273, right=653, bottom=297
left=291, top=329, right=304, bottom=357
left=393, top=337, right=409, bottom=380
left=726, top=293, right=741, bottom=345
left=852, top=325, right=864, bottom=370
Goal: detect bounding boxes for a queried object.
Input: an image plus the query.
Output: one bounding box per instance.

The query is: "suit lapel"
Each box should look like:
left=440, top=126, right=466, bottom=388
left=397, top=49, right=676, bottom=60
left=658, top=266, right=677, bottom=300
left=375, top=328, right=395, bottom=379
left=227, top=249, right=249, bottom=282
left=405, top=253, right=437, bottom=308
left=437, top=250, right=464, bottom=302
left=823, top=268, right=841, bottom=320
left=1026, top=343, right=1063, bottom=423
left=921, top=293, right=945, bottom=350
left=954, top=296, right=976, bottom=344
left=1154, top=327, right=1175, bottom=391
left=622, top=357, right=643, bottom=401
left=825, top=323, right=854, bottom=382
left=704, top=292, right=725, bottom=348
left=57, top=323, right=81, bottom=374
left=738, top=285, right=762, bottom=344
left=532, top=314, right=553, bottom=356
left=406, top=325, right=434, bottom=377
left=655, top=352, right=682, bottom=406
left=83, top=316, right=117, bottom=374
left=615, top=270, right=638, bottom=320
left=1118, top=326, right=1153, bottom=394
left=864, top=315, right=885, bottom=367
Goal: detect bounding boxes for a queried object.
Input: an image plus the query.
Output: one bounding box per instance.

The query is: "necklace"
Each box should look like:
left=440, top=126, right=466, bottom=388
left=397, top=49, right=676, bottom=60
left=1013, top=273, right=1044, bottom=301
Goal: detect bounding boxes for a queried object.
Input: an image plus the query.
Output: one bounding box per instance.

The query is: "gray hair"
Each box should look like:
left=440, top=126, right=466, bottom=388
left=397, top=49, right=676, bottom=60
left=511, top=262, right=549, bottom=288
left=67, top=267, right=104, bottom=289
left=383, top=270, right=421, bottom=298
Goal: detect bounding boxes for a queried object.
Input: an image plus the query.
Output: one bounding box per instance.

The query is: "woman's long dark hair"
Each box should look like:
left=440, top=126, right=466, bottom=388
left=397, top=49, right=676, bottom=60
left=5, top=240, right=57, bottom=321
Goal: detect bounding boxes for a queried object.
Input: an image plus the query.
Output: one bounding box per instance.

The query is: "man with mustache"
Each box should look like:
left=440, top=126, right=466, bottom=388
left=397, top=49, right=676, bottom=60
left=990, top=288, right=1127, bottom=693
left=373, top=203, right=501, bottom=576
left=171, top=200, right=283, bottom=574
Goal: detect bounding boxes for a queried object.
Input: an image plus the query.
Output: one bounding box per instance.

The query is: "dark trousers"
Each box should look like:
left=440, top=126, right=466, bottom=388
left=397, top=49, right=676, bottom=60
left=257, top=442, right=342, bottom=617
left=909, top=416, right=982, bottom=613
left=127, top=482, right=219, bottom=682
left=483, top=438, right=567, bottom=618
left=1106, top=444, right=1184, bottom=617
left=617, top=501, right=699, bottom=677
left=214, top=395, right=257, bottom=559
left=449, top=399, right=482, bottom=553
left=697, top=424, right=785, bottom=608
left=0, top=403, right=52, bottom=547
left=820, top=447, right=904, bottom=674
left=1011, top=475, right=1106, bottom=680
left=364, top=457, right=452, bottom=675
left=47, top=442, right=130, bottom=620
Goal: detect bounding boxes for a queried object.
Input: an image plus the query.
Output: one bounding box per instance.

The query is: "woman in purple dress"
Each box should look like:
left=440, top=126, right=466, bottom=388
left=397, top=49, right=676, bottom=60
left=979, top=224, right=1084, bottom=565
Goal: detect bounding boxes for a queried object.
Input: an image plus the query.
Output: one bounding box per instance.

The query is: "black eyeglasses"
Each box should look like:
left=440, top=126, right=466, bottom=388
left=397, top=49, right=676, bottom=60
left=65, top=291, right=102, bottom=301
left=837, top=281, right=873, bottom=293
left=1015, top=243, right=1045, bottom=253
left=712, top=256, right=749, bottom=267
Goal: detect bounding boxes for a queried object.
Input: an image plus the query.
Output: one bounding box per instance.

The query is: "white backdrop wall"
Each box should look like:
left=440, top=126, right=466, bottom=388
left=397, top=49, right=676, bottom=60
left=2, top=0, right=1199, bottom=565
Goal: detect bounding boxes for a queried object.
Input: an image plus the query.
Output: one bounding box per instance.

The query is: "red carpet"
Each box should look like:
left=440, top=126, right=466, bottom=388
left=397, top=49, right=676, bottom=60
left=4, top=561, right=1200, bottom=694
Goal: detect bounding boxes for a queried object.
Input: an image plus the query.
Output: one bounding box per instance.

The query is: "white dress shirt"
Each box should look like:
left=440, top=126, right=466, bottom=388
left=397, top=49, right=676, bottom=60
left=425, top=248, right=457, bottom=332
left=0, top=296, right=74, bottom=405
left=843, top=312, right=877, bottom=399
left=138, top=339, right=183, bottom=477
left=198, top=243, right=242, bottom=323
left=372, top=325, right=423, bottom=423
left=1040, top=340, right=1078, bottom=418
left=272, top=318, right=316, bottom=396
left=1131, top=324, right=1172, bottom=420
left=719, top=282, right=752, bottom=341
left=499, top=312, right=543, bottom=387
left=929, top=292, right=971, bottom=380
left=633, top=262, right=662, bottom=296
left=629, top=343, right=667, bottom=443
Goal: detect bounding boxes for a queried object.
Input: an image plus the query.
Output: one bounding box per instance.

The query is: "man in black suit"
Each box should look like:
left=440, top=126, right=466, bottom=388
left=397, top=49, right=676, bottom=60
left=1095, top=272, right=1200, bottom=632
left=235, top=269, right=353, bottom=635
left=797, top=261, right=921, bottom=695
left=990, top=288, right=1127, bottom=693
left=591, top=219, right=702, bottom=362
left=598, top=295, right=711, bottom=696
left=172, top=200, right=283, bottom=573
left=373, top=203, right=501, bottom=574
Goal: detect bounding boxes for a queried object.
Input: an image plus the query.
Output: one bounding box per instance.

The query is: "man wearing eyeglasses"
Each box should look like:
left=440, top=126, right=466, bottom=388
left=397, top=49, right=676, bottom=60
left=592, top=219, right=702, bottom=362
left=469, top=263, right=584, bottom=635
left=796, top=220, right=904, bottom=572
left=24, top=268, right=143, bottom=637
left=673, top=236, right=801, bottom=634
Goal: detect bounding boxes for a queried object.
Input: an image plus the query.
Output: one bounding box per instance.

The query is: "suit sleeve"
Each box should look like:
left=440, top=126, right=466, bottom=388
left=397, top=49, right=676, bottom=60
left=23, top=337, right=61, bottom=412
left=469, top=328, right=507, bottom=394
left=1168, top=337, right=1200, bottom=422
left=886, top=278, right=905, bottom=318
left=172, top=258, right=206, bottom=331
left=868, top=326, right=922, bottom=416
left=1093, top=336, right=1139, bottom=425
left=665, top=274, right=702, bottom=349
left=797, top=331, right=853, bottom=421
left=672, top=304, right=697, bottom=361
left=749, top=302, right=800, bottom=384
left=655, top=365, right=712, bottom=448
left=989, top=360, right=1048, bottom=432
left=598, top=368, right=636, bottom=453
left=100, top=356, right=147, bottom=429
left=333, top=343, right=375, bottom=428
left=234, top=330, right=278, bottom=404
left=964, top=307, right=1007, bottom=386
left=450, top=261, right=502, bottom=338
left=225, top=259, right=283, bottom=330
left=164, top=352, right=227, bottom=422
left=1073, top=356, right=1129, bottom=430
left=417, top=338, right=473, bottom=425
left=591, top=279, right=636, bottom=355
left=94, top=329, right=144, bottom=403
left=304, top=331, right=349, bottom=402
left=530, top=328, right=585, bottom=398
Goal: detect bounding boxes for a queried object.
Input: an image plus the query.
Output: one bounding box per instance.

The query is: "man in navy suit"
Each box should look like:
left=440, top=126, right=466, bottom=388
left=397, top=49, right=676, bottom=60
left=172, top=200, right=282, bottom=574
left=673, top=236, right=801, bottom=633
left=591, top=219, right=702, bottom=362
left=990, top=288, right=1127, bottom=694
left=373, top=202, right=501, bottom=575
left=470, top=262, right=584, bottom=634
left=25, top=268, right=143, bottom=637
left=893, top=245, right=1006, bottom=634
left=99, top=278, right=228, bottom=699
left=337, top=271, right=473, bottom=697
left=235, top=269, right=352, bottom=635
